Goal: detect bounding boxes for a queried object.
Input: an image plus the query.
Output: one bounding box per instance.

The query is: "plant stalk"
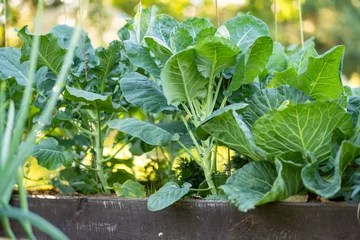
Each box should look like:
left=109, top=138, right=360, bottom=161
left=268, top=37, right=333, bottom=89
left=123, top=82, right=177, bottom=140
left=94, top=107, right=110, bottom=193
left=17, top=167, right=35, bottom=239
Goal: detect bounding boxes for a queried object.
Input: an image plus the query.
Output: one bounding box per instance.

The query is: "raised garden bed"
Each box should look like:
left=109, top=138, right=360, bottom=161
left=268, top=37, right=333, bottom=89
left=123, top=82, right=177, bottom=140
left=3, top=196, right=360, bottom=240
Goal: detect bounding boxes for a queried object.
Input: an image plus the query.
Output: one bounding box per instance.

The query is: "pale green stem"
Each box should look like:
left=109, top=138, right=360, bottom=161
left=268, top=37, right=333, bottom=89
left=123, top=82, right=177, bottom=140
left=1, top=214, right=15, bottom=239
left=176, top=140, right=203, bottom=168
left=0, top=206, right=70, bottom=240
left=220, top=96, right=228, bottom=108
left=8, top=0, right=43, bottom=164
left=180, top=115, right=202, bottom=157
left=17, top=167, right=35, bottom=239
left=210, top=76, right=223, bottom=112
left=95, top=107, right=110, bottom=193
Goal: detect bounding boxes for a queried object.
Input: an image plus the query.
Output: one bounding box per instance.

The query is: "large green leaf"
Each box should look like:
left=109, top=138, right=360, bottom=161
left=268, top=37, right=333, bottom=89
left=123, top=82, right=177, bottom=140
left=291, top=46, right=345, bottom=100
left=288, top=46, right=317, bottom=73
left=221, top=15, right=270, bottom=51
left=32, top=138, right=73, bottom=170
left=196, top=103, right=248, bottom=139
left=132, top=4, right=157, bottom=43
left=221, top=160, right=303, bottom=212
left=194, top=36, right=241, bottom=79
left=63, top=86, right=125, bottom=112
left=123, top=40, right=160, bottom=77
left=161, top=48, right=207, bottom=106
left=18, top=26, right=67, bottom=75
left=179, top=17, right=214, bottom=39
left=144, top=37, right=173, bottom=64
left=51, top=25, right=96, bottom=66
left=242, top=86, right=311, bottom=126
left=253, top=101, right=353, bottom=161
left=120, top=72, right=175, bottom=113
left=147, top=182, right=191, bottom=211
left=266, top=42, right=288, bottom=73
left=146, top=14, right=179, bottom=50
left=199, top=109, right=266, bottom=160
left=113, top=180, right=146, bottom=198
left=230, top=36, right=273, bottom=91
left=0, top=48, right=29, bottom=86
left=107, top=118, right=177, bottom=146
left=170, top=27, right=193, bottom=52
left=90, top=40, right=122, bottom=81
left=267, top=68, right=298, bottom=88
left=302, top=141, right=360, bottom=198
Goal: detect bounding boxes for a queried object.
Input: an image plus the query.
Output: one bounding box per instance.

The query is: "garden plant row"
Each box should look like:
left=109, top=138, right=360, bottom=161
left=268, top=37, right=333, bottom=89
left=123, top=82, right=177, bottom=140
left=1, top=4, right=360, bottom=221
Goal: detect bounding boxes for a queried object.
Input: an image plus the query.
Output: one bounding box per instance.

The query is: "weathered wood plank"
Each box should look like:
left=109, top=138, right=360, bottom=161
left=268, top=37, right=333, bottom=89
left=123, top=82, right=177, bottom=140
left=1, top=196, right=359, bottom=240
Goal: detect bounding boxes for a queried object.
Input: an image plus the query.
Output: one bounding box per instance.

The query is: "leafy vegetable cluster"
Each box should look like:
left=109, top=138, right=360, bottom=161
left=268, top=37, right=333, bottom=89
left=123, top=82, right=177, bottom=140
left=1, top=4, right=359, bottom=213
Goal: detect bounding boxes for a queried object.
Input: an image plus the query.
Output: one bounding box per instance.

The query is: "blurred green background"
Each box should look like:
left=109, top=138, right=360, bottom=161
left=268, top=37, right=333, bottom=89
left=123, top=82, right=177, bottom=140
left=1, top=0, right=360, bottom=85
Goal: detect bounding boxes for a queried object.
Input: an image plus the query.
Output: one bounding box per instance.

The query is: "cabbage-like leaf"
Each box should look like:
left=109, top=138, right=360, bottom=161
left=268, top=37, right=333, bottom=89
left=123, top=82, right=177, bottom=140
left=123, top=40, right=160, bottom=77
left=221, top=160, right=303, bottom=212
left=302, top=141, right=360, bottom=198
left=146, top=14, right=179, bottom=50
left=161, top=48, right=207, bottom=106
left=221, top=15, right=270, bottom=51
left=242, top=86, right=311, bottom=126
left=107, top=118, right=177, bottom=146
left=147, top=182, right=191, bottom=211
left=170, top=27, right=193, bottom=52
left=253, top=101, right=353, bottom=161
left=132, top=4, right=157, bottom=43
left=179, top=17, right=213, bottom=39
left=230, top=36, right=273, bottom=91
left=113, top=180, right=146, bottom=198
left=291, top=46, right=345, bottom=100
left=144, top=37, right=173, bottom=64
left=120, top=72, right=175, bottom=113
left=90, top=40, right=122, bottom=83
left=18, top=26, right=67, bottom=75
left=32, top=138, right=73, bottom=170
left=267, top=68, right=298, bottom=88
left=199, top=109, right=266, bottom=160
left=288, top=46, right=317, bottom=73
left=194, top=36, right=240, bottom=79
left=267, top=42, right=288, bottom=73
left=63, top=86, right=125, bottom=112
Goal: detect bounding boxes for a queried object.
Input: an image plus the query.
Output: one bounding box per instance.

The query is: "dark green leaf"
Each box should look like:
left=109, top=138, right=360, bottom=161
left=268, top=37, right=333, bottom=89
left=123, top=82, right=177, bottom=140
left=32, top=138, right=73, bottom=170
left=18, top=26, right=67, bottom=75
left=267, top=42, right=288, bottom=73
left=242, top=86, right=311, bottom=126
left=199, top=110, right=266, bottom=160
left=120, top=72, right=175, bottom=113
left=64, top=86, right=125, bottom=112
left=221, top=160, right=303, bottom=212
left=123, top=40, right=160, bottom=77
left=113, top=180, right=146, bottom=198
left=147, top=182, right=191, bottom=211
left=302, top=141, right=360, bottom=198
left=107, top=118, right=176, bottom=146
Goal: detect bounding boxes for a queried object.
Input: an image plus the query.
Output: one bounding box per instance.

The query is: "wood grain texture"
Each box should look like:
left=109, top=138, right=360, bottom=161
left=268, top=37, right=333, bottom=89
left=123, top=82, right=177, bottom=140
left=1, top=196, right=360, bottom=240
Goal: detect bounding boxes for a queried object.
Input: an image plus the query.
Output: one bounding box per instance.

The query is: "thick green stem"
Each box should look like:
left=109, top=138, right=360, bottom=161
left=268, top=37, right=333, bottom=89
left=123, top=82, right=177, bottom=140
left=94, top=108, right=110, bottom=193
left=17, top=167, right=35, bottom=239
left=1, top=215, right=15, bottom=239
left=201, top=140, right=217, bottom=195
